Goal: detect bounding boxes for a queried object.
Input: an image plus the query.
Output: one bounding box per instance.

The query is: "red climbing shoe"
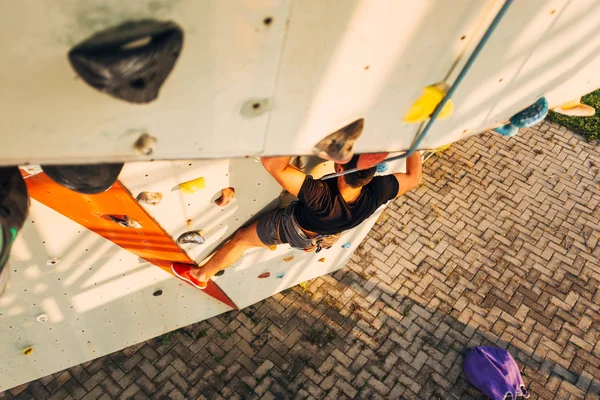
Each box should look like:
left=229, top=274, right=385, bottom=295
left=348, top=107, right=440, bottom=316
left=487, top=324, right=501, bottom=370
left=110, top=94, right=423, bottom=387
left=171, top=263, right=207, bottom=290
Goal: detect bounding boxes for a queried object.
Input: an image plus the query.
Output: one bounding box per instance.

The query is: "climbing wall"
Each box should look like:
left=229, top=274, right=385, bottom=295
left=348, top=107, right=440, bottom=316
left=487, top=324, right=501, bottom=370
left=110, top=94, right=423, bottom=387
left=0, top=156, right=405, bottom=390
left=2, top=0, right=600, bottom=391
left=1, top=0, right=599, bottom=166
left=0, top=196, right=232, bottom=390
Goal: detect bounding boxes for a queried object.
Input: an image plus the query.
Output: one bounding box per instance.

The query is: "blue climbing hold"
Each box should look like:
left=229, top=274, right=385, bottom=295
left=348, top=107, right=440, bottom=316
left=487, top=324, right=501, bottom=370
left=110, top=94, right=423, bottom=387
left=276, top=272, right=285, bottom=279
left=511, top=97, right=548, bottom=128
left=376, top=163, right=388, bottom=173
left=494, top=124, right=518, bottom=137
left=342, top=243, right=351, bottom=249
left=494, top=97, right=548, bottom=137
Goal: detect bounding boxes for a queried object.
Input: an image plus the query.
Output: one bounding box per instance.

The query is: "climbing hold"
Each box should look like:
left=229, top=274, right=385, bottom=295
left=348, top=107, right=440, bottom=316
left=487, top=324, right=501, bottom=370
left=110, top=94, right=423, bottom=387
left=551, top=97, right=596, bottom=117
left=22, top=347, right=33, bottom=356
left=268, top=245, right=277, bottom=251
left=104, top=215, right=142, bottom=229
left=68, top=20, right=184, bottom=104
left=177, top=231, right=205, bottom=245
left=36, top=314, right=49, bottom=322
left=215, top=187, right=235, bottom=207
left=133, top=133, right=157, bottom=156
left=41, top=163, right=124, bottom=194
left=186, top=219, right=193, bottom=228
left=283, top=255, right=294, bottom=262
left=214, top=270, right=225, bottom=277
left=404, top=83, right=454, bottom=123
left=342, top=243, right=351, bottom=249
left=494, top=97, right=548, bottom=137
left=376, top=163, right=388, bottom=173
left=314, top=119, right=364, bottom=164
left=240, top=98, right=271, bottom=118
left=258, top=272, right=270, bottom=279
left=46, top=257, right=61, bottom=266
left=276, top=272, right=285, bottom=279
left=136, top=191, right=162, bottom=205
left=318, top=258, right=326, bottom=262
left=153, top=289, right=163, bottom=296
left=357, top=153, right=389, bottom=170
left=179, top=177, right=205, bottom=194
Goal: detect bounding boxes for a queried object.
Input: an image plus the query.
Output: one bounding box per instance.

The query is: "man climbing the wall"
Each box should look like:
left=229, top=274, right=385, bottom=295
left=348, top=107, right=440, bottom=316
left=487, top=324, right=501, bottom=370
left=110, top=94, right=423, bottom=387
left=171, top=153, right=422, bottom=289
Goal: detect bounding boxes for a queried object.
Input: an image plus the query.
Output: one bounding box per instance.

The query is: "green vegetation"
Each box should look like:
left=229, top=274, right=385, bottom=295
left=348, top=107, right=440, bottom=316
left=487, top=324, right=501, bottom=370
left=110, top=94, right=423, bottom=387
left=546, top=89, right=600, bottom=141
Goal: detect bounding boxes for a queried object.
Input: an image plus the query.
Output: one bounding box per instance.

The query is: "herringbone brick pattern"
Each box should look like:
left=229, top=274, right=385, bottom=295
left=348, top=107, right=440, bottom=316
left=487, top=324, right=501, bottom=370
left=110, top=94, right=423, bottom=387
left=2, top=121, right=600, bottom=399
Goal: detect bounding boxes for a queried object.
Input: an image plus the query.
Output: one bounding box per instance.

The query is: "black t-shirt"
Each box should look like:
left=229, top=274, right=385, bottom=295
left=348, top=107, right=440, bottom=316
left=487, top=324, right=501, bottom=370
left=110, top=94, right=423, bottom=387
left=294, top=175, right=399, bottom=235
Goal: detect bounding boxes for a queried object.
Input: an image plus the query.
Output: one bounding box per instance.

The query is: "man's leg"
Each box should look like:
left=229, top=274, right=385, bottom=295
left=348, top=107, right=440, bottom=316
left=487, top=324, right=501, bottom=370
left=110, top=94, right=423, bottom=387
left=190, top=221, right=267, bottom=282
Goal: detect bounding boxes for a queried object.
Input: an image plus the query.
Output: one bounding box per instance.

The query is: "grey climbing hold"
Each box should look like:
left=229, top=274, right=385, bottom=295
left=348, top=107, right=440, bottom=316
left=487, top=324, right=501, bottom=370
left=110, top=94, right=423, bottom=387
left=177, top=231, right=205, bottom=245
left=133, top=133, right=157, bottom=156
left=153, top=289, right=163, bottom=296
left=68, top=20, right=184, bottom=104
left=136, top=191, right=162, bottom=205
left=214, top=270, right=225, bottom=277
left=314, top=119, right=364, bottom=163
left=107, top=215, right=142, bottom=229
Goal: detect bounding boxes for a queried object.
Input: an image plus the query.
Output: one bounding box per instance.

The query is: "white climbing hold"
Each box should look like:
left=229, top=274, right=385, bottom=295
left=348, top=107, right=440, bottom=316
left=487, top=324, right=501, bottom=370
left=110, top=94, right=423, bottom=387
left=36, top=314, right=49, bottom=322
left=46, top=257, right=61, bottom=266
left=136, top=191, right=162, bottom=205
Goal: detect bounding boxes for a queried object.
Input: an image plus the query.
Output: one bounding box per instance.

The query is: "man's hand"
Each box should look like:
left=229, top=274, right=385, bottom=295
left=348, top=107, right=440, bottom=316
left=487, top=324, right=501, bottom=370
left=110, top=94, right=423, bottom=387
left=392, top=152, right=422, bottom=198
left=261, top=156, right=306, bottom=197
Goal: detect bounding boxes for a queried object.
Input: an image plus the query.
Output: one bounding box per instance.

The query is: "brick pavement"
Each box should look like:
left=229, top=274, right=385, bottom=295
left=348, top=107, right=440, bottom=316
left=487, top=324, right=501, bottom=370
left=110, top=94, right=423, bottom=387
left=2, top=121, right=600, bottom=399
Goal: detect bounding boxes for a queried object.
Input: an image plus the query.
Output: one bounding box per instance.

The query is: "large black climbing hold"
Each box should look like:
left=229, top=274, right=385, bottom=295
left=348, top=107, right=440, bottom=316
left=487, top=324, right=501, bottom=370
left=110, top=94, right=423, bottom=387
left=314, top=119, right=365, bottom=164
left=68, top=20, right=184, bottom=104
left=41, top=163, right=124, bottom=194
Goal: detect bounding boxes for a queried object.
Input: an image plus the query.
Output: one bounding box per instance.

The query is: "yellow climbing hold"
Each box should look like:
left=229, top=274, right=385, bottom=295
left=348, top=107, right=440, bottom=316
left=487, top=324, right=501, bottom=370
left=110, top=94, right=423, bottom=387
left=404, top=83, right=454, bottom=123
left=179, top=177, right=205, bottom=194
left=433, top=144, right=451, bottom=153
left=283, top=255, right=294, bottom=262
left=23, top=347, right=33, bottom=356
left=318, top=258, right=326, bottom=262
left=268, top=245, right=277, bottom=251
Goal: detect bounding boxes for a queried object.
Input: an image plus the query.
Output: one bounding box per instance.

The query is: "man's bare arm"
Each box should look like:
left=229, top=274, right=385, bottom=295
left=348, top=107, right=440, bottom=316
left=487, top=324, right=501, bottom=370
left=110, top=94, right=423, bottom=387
left=392, top=152, right=423, bottom=198
left=261, top=156, right=306, bottom=197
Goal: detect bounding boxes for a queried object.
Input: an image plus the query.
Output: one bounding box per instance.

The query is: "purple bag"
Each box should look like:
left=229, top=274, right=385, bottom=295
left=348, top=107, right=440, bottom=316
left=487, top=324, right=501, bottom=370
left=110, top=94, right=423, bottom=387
left=464, top=346, right=530, bottom=400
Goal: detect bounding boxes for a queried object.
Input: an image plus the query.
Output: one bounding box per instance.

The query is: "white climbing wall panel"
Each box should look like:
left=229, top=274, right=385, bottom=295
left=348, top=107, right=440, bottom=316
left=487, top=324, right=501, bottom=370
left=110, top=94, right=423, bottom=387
left=1, top=0, right=600, bottom=165
left=0, top=0, right=290, bottom=165
left=425, top=0, right=600, bottom=147
left=0, top=199, right=232, bottom=390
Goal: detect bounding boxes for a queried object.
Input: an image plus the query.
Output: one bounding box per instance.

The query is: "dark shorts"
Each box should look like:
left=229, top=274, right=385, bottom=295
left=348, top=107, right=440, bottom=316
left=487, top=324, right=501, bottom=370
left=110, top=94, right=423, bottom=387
left=256, top=208, right=289, bottom=246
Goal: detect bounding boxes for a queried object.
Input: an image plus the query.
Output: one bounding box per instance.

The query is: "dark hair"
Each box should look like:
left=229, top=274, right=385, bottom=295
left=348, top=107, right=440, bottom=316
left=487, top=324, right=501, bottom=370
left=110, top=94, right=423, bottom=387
left=339, top=155, right=376, bottom=188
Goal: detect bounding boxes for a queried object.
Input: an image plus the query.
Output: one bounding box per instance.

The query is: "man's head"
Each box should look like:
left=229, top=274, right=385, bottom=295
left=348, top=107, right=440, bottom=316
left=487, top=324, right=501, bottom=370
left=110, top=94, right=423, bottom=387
left=334, top=155, right=377, bottom=188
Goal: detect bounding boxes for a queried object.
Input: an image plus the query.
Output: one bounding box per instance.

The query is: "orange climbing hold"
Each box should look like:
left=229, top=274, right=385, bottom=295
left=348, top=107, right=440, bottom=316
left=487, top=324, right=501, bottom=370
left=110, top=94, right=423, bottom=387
left=215, top=187, right=235, bottom=206
left=283, top=255, right=294, bottom=262
left=179, top=177, right=205, bottom=194
left=318, top=258, right=326, bottom=262
left=268, top=245, right=277, bottom=251
left=357, top=153, right=389, bottom=170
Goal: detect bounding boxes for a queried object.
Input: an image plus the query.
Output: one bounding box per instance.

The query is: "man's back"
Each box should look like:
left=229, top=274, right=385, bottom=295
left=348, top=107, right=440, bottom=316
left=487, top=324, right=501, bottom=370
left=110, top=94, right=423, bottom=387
left=294, top=175, right=399, bottom=235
